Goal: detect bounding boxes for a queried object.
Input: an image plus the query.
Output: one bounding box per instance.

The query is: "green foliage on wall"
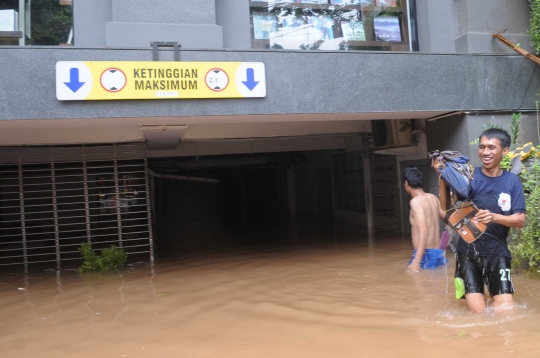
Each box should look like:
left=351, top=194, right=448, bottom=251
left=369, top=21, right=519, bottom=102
left=510, top=161, right=540, bottom=274
left=510, top=112, right=523, bottom=148
left=530, top=0, right=540, bottom=53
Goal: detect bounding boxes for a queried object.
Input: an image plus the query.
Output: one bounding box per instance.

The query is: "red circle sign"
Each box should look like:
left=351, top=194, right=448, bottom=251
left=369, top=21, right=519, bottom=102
left=205, top=68, right=229, bottom=92
left=100, top=68, right=127, bottom=93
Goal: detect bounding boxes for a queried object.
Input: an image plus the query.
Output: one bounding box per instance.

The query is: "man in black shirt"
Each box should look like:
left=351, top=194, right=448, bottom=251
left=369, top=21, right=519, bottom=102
left=455, top=128, right=526, bottom=313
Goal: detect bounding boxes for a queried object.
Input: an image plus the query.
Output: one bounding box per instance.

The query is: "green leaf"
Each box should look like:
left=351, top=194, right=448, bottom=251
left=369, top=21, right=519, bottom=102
left=78, top=243, right=127, bottom=273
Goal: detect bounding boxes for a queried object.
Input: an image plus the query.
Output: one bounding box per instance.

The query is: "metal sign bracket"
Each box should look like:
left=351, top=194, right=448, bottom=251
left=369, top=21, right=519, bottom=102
left=151, top=42, right=181, bottom=61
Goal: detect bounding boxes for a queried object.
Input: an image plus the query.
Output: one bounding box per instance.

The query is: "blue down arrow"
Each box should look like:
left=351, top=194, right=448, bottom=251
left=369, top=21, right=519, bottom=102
left=64, top=68, right=85, bottom=93
left=242, top=68, right=259, bottom=91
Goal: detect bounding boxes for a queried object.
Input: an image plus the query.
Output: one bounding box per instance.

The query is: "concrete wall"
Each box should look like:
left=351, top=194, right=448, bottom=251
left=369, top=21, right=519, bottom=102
left=103, top=23, right=223, bottom=49
left=415, top=0, right=532, bottom=54
left=74, top=0, right=223, bottom=49
left=112, top=0, right=216, bottom=24
left=151, top=137, right=348, bottom=159
left=455, top=0, right=532, bottom=53
left=416, top=0, right=459, bottom=53
left=216, top=0, right=251, bottom=49
left=1, top=47, right=539, bottom=121
left=73, top=0, right=111, bottom=48
left=457, top=0, right=529, bottom=35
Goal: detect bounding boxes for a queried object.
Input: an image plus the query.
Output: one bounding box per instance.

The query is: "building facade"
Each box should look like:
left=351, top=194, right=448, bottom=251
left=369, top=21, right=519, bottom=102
left=0, top=0, right=538, bottom=269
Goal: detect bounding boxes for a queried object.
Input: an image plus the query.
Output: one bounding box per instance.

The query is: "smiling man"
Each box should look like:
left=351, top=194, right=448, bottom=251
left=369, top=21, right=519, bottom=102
left=454, top=128, right=526, bottom=313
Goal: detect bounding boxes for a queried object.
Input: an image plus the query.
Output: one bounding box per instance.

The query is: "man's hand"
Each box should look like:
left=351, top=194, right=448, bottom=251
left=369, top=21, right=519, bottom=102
left=475, top=210, right=525, bottom=228
left=475, top=209, right=494, bottom=224
left=408, top=261, right=420, bottom=272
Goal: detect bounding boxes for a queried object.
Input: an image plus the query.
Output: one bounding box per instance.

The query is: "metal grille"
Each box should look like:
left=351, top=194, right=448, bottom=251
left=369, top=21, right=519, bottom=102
left=332, top=149, right=400, bottom=232
left=370, top=153, right=400, bottom=232
left=0, top=143, right=153, bottom=270
left=332, top=151, right=365, bottom=213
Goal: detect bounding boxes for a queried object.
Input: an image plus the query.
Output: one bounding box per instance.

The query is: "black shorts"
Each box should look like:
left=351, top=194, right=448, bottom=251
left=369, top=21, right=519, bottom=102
left=454, top=251, right=514, bottom=299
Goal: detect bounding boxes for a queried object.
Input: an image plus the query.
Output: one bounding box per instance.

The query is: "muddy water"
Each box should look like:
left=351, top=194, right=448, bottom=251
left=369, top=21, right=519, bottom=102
left=1, top=230, right=540, bottom=358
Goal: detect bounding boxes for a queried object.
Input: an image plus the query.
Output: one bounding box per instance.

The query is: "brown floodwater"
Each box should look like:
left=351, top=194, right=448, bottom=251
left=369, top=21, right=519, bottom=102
left=1, top=224, right=540, bottom=358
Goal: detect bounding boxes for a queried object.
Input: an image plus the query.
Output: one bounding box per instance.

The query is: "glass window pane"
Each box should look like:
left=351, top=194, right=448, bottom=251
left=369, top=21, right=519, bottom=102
left=0, top=0, right=73, bottom=46
left=249, top=0, right=410, bottom=51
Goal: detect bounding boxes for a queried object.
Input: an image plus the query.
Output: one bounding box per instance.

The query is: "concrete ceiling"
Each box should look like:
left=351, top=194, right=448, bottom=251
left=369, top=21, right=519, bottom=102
left=0, top=111, right=447, bottom=147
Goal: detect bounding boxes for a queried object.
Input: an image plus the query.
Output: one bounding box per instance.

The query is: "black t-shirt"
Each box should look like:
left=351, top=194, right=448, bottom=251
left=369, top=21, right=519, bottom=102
left=455, top=168, right=526, bottom=258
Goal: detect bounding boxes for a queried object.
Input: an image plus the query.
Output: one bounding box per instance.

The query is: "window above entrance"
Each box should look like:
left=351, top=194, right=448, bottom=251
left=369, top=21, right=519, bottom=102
left=249, top=0, right=412, bottom=51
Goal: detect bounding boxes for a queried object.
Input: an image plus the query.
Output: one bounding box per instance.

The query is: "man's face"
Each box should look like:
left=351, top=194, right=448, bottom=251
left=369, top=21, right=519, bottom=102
left=478, top=136, right=508, bottom=170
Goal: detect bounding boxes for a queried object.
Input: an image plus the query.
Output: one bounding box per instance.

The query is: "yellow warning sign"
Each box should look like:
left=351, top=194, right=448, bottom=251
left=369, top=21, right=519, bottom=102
left=56, top=61, right=266, bottom=101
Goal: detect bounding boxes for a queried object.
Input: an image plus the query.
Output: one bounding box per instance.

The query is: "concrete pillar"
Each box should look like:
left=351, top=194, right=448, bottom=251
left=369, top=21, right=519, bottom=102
left=74, top=0, right=225, bottom=49
left=415, top=0, right=531, bottom=54
left=415, top=0, right=459, bottom=53
left=216, top=0, right=252, bottom=49
left=73, top=0, right=111, bottom=47
left=454, top=0, right=532, bottom=53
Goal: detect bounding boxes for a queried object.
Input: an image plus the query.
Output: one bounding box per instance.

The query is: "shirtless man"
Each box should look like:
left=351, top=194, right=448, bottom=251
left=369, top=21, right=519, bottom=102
left=403, top=167, right=447, bottom=272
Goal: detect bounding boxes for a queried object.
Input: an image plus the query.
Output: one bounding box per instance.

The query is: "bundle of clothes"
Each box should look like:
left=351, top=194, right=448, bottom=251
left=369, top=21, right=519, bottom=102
left=428, top=150, right=474, bottom=200
left=428, top=150, right=486, bottom=249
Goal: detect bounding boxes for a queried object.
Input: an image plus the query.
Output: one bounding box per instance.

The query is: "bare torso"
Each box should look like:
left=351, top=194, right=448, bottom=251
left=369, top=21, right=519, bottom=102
left=409, top=193, right=440, bottom=249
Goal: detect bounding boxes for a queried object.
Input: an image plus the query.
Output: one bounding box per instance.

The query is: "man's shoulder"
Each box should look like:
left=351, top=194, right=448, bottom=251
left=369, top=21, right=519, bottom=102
left=410, top=193, right=438, bottom=206
left=503, top=170, right=522, bottom=182
left=473, top=167, right=522, bottom=184
left=410, top=196, right=423, bottom=207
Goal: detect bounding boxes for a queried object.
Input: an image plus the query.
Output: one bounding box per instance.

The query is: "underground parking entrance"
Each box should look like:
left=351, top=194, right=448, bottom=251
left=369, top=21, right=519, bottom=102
left=148, top=148, right=402, bottom=257
left=0, top=116, right=419, bottom=270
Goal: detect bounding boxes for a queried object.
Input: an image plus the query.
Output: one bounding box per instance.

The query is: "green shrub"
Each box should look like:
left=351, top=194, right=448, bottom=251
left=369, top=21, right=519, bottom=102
left=79, top=243, right=127, bottom=273
left=510, top=113, right=522, bottom=147
left=510, top=161, right=540, bottom=274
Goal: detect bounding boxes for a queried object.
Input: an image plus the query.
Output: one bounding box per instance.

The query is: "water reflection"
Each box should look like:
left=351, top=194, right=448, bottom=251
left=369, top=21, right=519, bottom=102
left=1, top=227, right=540, bottom=357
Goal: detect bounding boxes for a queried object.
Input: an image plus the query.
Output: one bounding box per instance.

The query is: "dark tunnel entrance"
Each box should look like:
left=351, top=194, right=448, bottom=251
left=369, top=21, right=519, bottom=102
left=149, top=149, right=402, bottom=257
left=150, top=153, right=304, bottom=254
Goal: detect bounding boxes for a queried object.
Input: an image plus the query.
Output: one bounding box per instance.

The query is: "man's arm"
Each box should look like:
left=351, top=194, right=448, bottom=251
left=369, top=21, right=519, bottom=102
left=409, top=201, right=427, bottom=272
left=439, top=207, right=446, bottom=221
left=475, top=210, right=525, bottom=228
